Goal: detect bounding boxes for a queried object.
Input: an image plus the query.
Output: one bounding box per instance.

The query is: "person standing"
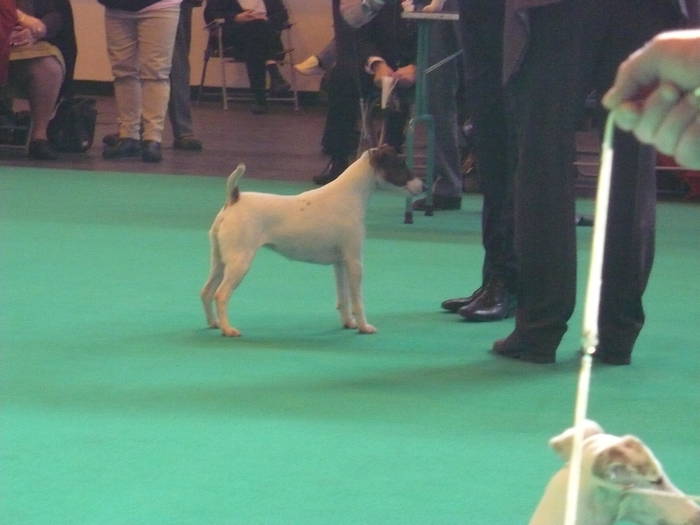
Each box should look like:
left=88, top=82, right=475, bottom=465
left=492, top=0, right=686, bottom=364
left=99, top=0, right=181, bottom=163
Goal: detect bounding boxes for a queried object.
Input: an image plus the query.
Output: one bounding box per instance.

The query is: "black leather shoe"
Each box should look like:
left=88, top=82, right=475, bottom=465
left=492, top=334, right=556, bottom=364
left=458, top=279, right=515, bottom=322
left=28, top=139, right=58, bottom=160
left=592, top=349, right=631, bottom=365
left=313, top=157, right=348, bottom=185
left=413, top=195, right=461, bottom=211
left=103, top=137, right=141, bottom=159
left=173, top=136, right=203, bottom=151
left=441, top=286, right=484, bottom=313
left=141, top=140, right=162, bottom=163
left=102, top=132, right=119, bottom=147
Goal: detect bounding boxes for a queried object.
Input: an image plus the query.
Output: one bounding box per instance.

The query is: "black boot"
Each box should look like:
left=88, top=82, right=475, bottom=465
left=441, top=286, right=484, bottom=313
left=251, top=90, right=268, bottom=114
left=313, top=156, right=348, bottom=185
left=267, top=63, right=291, bottom=95
left=457, top=277, right=515, bottom=322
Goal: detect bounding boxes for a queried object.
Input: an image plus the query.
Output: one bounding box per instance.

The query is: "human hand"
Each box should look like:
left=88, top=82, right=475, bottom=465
left=372, top=61, right=395, bottom=87
left=393, top=64, right=416, bottom=87
left=9, top=27, right=36, bottom=47
left=234, top=9, right=267, bottom=23
left=15, top=10, right=46, bottom=39
left=602, top=30, right=700, bottom=168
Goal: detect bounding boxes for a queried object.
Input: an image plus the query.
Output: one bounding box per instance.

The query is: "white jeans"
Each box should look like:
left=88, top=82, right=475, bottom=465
left=104, top=6, right=180, bottom=143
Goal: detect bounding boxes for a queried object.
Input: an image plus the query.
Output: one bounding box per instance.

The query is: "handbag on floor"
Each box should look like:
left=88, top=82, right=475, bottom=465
left=48, top=97, right=97, bottom=153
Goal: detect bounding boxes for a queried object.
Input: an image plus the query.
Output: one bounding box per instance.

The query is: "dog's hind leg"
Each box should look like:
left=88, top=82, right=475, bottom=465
left=214, top=254, right=254, bottom=337
left=334, top=262, right=356, bottom=329
left=201, top=237, right=224, bottom=328
left=344, top=257, right=377, bottom=334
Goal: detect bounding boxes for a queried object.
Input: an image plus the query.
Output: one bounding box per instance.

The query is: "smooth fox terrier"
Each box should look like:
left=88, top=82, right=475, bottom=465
left=201, top=145, right=423, bottom=337
left=531, top=420, right=700, bottom=525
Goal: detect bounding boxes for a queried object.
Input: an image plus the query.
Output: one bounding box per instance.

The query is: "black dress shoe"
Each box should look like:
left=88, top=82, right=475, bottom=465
left=28, top=139, right=58, bottom=160
left=458, top=278, right=515, bottom=322
left=313, top=157, right=348, bottom=185
left=103, top=137, right=141, bottom=159
left=413, top=195, right=462, bottom=211
left=141, top=140, right=162, bottom=163
left=102, top=132, right=119, bottom=147
left=592, top=349, right=631, bottom=365
left=173, top=136, right=203, bottom=151
left=492, top=334, right=556, bottom=364
left=441, top=286, right=484, bottom=313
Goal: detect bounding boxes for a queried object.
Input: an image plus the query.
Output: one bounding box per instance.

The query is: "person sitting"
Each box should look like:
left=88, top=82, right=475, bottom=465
left=2, top=0, right=76, bottom=160
left=204, top=0, right=292, bottom=114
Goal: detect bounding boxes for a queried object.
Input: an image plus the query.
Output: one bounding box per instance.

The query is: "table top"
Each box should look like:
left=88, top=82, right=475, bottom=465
left=401, top=11, right=459, bottom=21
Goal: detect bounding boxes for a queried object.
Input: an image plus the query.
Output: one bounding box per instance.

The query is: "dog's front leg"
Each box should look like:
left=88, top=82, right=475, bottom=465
left=334, top=262, right=356, bottom=329
left=343, top=257, right=376, bottom=334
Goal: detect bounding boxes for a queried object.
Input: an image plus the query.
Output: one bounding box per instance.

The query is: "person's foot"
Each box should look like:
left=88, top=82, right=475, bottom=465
left=413, top=194, right=461, bottom=211
left=313, top=157, right=349, bottom=185
left=457, top=278, right=515, bottom=322
left=294, top=55, right=324, bottom=76
left=141, top=140, right=162, bottom=162
left=173, top=136, right=203, bottom=151
left=591, top=349, right=631, bottom=365
left=250, top=102, right=268, bottom=115
left=441, top=286, right=483, bottom=313
left=28, top=139, right=58, bottom=160
left=492, top=333, right=557, bottom=364
left=102, top=132, right=119, bottom=147
left=103, top=137, right=141, bottom=159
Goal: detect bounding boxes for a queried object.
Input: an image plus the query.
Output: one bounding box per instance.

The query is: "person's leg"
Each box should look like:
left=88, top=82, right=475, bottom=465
left=233, top=20, right=272, bottom=113
left=442, top=0, right=516, bottom=318
left=593, top=0, right=683, bottom=364
left=498, top=1, right=583, bottom=360
left=425, top=12, right=461, bottom=208
left=104, top=8, right=142, bottom=142
left=168, top=5, right=200, bottom=147
left=137, top=5, right=180, bottom=160
left=24, top=56, right=63, bottom=141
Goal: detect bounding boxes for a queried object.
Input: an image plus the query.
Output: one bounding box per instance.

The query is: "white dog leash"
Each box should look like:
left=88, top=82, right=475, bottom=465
left=563, top=112, right=617, bottom=525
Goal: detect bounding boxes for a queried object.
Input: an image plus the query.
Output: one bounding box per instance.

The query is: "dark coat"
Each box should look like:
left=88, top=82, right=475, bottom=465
left=204, top=0, right=289, bottom=32
left=97, top=0, right=163, bottom=11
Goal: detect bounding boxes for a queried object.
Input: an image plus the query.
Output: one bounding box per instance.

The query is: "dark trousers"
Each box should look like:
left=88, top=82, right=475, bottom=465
left=221, top=19, right=281, bottom=95
left=506, top=0, right=682, bottom=354
left=457, top=0, right=516, bottom=288
left=168, top=5, right=194, bottom=139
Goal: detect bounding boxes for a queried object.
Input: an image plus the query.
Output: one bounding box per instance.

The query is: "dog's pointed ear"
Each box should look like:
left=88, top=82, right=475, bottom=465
left=549, top=420, right=604, bottom=461
left=368, top=144, right=397, bottom=169
left=592, top=436, right=664, bottom=486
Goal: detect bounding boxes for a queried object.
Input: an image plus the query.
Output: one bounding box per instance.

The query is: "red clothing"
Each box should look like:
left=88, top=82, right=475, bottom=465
left=0, top=0, right=16, bottom=84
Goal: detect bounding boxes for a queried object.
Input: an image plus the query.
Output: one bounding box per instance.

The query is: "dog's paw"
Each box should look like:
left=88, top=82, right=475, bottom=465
left=343, top=320, right=358, bottom=329
left=358, top=323, right=377, bottom=334
left=208, top=321, right=220, bottom=329
left=221, top=326, right=242, bottom=337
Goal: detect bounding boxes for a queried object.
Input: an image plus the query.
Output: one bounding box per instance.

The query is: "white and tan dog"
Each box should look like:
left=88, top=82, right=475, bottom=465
left=531, top=420, right=700, bottom=525
left=201, top=145, right=423, bottom=337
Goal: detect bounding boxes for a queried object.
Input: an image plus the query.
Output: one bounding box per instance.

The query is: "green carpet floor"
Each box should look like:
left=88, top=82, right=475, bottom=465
left=1, top=166, right=698, bottom=525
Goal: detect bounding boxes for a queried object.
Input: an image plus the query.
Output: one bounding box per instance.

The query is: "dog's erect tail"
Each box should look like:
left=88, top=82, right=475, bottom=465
left=226, top=163, right=246, bottom=206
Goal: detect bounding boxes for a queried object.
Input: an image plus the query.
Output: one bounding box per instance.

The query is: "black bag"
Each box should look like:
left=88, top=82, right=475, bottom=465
left=48, top=97, right=97, bottom=153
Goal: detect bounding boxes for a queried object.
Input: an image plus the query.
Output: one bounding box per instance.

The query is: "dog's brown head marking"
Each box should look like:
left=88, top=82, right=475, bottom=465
left=592, top=436, right=664, bottom=488
left=368, top=144, right=414, bottom=188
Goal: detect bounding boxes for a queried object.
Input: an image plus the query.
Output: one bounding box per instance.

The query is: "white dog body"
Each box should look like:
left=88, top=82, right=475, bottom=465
left=530, top=420, right=700, bottom=525
left=201, top=146, right=422, bottom=337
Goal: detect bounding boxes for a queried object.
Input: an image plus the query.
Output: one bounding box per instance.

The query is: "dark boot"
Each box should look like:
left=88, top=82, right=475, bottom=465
left=457, top=277, right=515, bottom=322
left=251, top=90, right=268, bottom=114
